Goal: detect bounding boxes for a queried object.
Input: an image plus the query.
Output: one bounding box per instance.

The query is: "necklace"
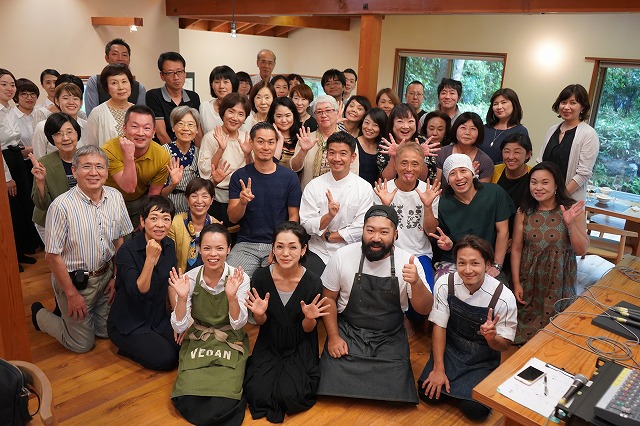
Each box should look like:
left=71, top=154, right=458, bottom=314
left=490, top=128, right=506, bottom=147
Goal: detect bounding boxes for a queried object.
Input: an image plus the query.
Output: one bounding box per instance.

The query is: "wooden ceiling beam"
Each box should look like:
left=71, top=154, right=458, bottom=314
left=274, top=27, right=295, bottom=38
left=178, top=18, right=209, bottom=31
left=167, top=0, right=640, bottom=16
left=254, top=25, right=277, bottom=35
left=179, top=15, right=350, bottom=31
left=209, top=21, right=230, bottom=32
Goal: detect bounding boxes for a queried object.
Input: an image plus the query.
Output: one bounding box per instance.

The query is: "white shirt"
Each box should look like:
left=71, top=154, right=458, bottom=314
left=374, top=179, right=439, bottom=258
left=1, top=103, right=21, bottom=181
left=322, top=243, right=429, bottom=313
left=84, top=102, right=120, bottom=147
left=429, top=272, right=517, bottom=341
left=300, top=171, right=374, bottom=263
left=31, top=117, right=86, bottom=160
left=197, top=129, right=248, bottom=203
left=199, top=99, right=252, bottom=137
left=170, top=263, right=250, bottom=333
left=10, top=108, right=35, bottom=147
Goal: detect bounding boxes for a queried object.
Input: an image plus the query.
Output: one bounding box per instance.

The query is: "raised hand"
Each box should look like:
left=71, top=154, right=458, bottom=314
left=239, top=178, right=255, bottom=205
left=420, top=136, right=440, bottom=157
left=402, top=255, right=420, bottom=286
left=239, top=132, right=253, bottom=155
left=479, top=308, right=500, bottom=342
left=211, top=159, right=232, bottom=184
left=245, top=287, right=270, bottom=316
left=146, top=239, right=162, bottom=265
left=428, top=227, right=453, bottom=251
left=560, top=201, right=585, bottom=227
left=225, top=266, right=245, bottom=299
left=297, top=127, right=318, bottom=152
left=28, top=153, right=46, bottom=182
left=379, top=134, right=400, bottom=157
left=119, top=136, right=135, bottom=159
left=167, top=157, right=184, bottom=185
left=301, top=294, right=330, bottom=320
left=213, top=126, right=229, bottom=150
left=326, top=189, right=340, bottom=218
left=416, top=179, right=441, bottom=207
left=168, top=267, right=190, bottom=300
left=374, top=178, right=398, bottom=206
left=472, top=160, right=481, bottom=177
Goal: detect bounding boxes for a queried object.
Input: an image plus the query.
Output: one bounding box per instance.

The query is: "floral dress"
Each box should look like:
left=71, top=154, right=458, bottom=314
left=516, top=207, right=576, bottom=344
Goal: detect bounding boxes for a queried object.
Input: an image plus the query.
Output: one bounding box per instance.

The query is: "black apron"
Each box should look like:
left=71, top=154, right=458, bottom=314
left=419, top=273, right=503, bottom=400
left=317, top=251, right=418, bottom=403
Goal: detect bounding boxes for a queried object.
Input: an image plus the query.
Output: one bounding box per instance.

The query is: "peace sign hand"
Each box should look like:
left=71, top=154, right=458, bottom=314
left=214, top=126, right=229, bottom=150
left=326, top=189, right=340, bottom=218
left=239, top=178, right=255, bottom=205
left=374, top=178, right=397, bottom=206
left=167, top=157, right=184, bottom=185
left=211, top=159, right=232, bottom=185
left=28, top=153, right=46, bottom=182
left=427, top=227, right=453, bottom=251
left=416, top=179, right=441, bottom=207
left=300, top=294, right=330, bottom=320
left=297, top=127, right=318, bottom=152
left=480, top=308, right=500, bottom=342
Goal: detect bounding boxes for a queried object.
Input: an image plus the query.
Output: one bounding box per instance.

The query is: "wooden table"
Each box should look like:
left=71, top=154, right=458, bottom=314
left=586, top=192, right=640, bottom=255
left=473, top=255, right=640, bottom=426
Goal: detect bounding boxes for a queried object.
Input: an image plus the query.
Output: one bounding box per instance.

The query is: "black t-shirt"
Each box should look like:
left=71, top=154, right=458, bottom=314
left=145, top=87, right=201, bottom=142
left=356, top=139, right=379, bottom=186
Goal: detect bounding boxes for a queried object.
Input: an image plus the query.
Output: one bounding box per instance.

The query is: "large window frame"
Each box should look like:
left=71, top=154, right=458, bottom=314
left=587, top=57, right=640, bottom=195
left=393, top=49, right=507, bottom=115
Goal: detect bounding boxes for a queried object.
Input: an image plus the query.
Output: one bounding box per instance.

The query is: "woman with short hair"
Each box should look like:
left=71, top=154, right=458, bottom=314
left=537, top=84, right=599, bottom=201
left=85, top=64, right=134, bottom=147
left=200, top=65, right=240, bottom=134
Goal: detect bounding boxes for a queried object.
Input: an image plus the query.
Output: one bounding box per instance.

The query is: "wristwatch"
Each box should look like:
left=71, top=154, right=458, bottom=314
left=324, top=230, right=331, bottom=242
left=493, top=263, right=503, bottom=272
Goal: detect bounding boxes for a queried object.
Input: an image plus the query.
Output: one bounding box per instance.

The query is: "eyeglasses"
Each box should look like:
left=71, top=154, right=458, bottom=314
left=19, top=92, right=38, bottom=99
left=78, top=164, right=107, bottom=172
left=52, top=129, right=77, bottom=139
left=175, top=122, right=197, bottom=130
left=161, top=69, right=185, bottom=78
left=315, top=109, right=336, bottom=117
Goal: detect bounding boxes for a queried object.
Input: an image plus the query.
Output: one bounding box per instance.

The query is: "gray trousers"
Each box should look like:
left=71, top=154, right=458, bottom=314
left=227, top=242, right=272, bottom=278
left=37, top=265, right=113, bottom=353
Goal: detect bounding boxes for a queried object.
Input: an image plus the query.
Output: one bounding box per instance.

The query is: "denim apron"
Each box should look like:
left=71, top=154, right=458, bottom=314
left=419, top=273, right=503, bottom=400
left=317, top=251, right=418, bottom=403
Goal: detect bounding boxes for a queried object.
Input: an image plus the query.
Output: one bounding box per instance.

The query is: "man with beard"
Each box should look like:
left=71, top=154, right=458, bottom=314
left=317, top=205, right=433, bottom=403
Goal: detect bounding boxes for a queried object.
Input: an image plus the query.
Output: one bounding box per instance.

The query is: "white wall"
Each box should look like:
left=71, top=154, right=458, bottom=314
left=178, top=19, right=361, bottom=100
left=0, top=0, right=178, bottom=97
left=378, top=14, right=640, bottom=152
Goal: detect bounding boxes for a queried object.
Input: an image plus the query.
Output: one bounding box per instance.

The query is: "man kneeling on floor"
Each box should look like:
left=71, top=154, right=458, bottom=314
left=317, top=205, right=433, bottom=403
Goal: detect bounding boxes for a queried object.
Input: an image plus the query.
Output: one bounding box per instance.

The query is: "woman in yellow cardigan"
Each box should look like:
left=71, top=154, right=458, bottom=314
left=168, top=177, right=221, bottom=272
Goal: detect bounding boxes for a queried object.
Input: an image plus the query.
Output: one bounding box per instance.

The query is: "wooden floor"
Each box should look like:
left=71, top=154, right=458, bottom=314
left=17, top=252, right=612, bottom=426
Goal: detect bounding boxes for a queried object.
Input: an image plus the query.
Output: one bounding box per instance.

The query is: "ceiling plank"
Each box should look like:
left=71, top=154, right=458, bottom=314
left=180, top=15, right=350, bottom=31
left=254, top=25, right=276, bottom=35
left=178, top=18, right=209, bottom=30
left=209, top=20, right=230, bottom=32
left=274, top=27, right=295, bottom=37
left=167, top=0, right=640, bottom=16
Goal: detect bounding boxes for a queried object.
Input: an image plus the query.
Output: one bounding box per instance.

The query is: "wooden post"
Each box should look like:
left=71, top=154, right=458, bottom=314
left=356, top=14, right=383, bottom=103
left=0, top=163, right=32, bottom=360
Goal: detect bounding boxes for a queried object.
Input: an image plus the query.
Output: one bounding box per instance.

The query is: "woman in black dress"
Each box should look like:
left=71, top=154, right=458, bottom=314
left=244, top=221, right=329, bottom=423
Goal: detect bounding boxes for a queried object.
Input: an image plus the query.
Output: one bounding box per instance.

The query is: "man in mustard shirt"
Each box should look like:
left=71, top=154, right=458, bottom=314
left=102, top=105, right=169, bottom=229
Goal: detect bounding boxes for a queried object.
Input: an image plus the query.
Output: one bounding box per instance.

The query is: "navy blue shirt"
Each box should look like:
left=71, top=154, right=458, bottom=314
left=108, top=232, right=177, bottom=335
left=229, top=163, right=302, bottom=244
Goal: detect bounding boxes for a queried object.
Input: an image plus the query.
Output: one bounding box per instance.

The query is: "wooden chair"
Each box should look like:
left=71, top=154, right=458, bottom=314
left=10, top=360, right=56, bottom=426
left=586, top=222, right=638, bottom=265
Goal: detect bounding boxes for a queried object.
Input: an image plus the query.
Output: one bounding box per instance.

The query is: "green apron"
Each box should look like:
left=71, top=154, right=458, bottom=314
left=172, top=267, right=249, bottom=399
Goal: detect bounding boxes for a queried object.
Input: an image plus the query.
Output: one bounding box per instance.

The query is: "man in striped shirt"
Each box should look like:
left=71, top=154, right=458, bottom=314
left=32, top=145, right=133, bottom=353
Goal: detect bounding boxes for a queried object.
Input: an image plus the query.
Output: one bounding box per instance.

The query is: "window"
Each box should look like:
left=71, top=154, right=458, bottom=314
left=588, top=59, right=640, bottom=195
left=394, top=50, right=506, bottom=116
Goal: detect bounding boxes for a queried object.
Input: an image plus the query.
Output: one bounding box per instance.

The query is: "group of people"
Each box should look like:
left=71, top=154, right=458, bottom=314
left=0, top=37, right=599, bottom=424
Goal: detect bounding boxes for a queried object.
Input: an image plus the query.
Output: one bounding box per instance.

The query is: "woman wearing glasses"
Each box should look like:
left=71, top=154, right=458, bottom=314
left=291, top=95, right=356, bottom=189
left=161, top=106, right=203, bottom=214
